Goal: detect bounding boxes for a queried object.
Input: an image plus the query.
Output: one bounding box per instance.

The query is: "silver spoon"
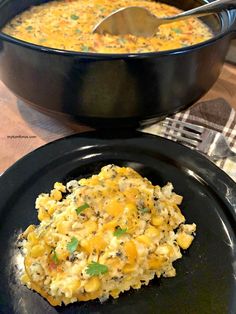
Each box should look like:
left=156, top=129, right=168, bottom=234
left=93, top=0, right=236, bottom=37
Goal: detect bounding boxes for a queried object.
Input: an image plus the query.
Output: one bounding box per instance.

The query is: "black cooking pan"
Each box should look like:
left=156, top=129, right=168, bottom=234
left=0, top=0, right=235, bottom=127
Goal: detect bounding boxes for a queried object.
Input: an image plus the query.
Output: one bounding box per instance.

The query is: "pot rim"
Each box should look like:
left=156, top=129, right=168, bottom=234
left=0, top=8, right=235, bottom=59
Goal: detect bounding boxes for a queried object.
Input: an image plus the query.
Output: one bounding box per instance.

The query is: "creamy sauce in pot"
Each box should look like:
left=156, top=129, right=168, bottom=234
left=2, top=0, right=213, bottom=53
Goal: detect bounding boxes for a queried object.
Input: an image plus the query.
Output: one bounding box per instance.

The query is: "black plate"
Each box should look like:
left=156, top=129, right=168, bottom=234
left=0, top=130, right=236, bottom=314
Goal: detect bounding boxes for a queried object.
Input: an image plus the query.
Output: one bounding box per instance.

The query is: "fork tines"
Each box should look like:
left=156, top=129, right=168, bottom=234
left=162, top=118, right=204, bottom=148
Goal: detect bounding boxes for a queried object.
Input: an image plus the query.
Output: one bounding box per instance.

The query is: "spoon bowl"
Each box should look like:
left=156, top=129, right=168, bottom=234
left=93, top=0, right=236, bottom=37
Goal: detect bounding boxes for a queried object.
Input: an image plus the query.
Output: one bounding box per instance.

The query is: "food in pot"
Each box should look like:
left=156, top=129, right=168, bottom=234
left=18, top=164, right=196, bottom=306
left=2, top=0, right=212, bottom=53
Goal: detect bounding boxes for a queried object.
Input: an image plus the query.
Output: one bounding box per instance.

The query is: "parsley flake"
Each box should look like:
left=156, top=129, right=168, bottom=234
left=118, top=37, right=127, bottom=45
left=76, top=203, right=89, bottom=214
left=52, top=249, right=59, bottom=264
left=71, top=14, right=79, bottom=20
left=26, top=26, right=33, bottom=31
left=172, top=28, right=182, bottom=34
left=86, top=261, right=108, bottom=276
left=113, top=226, right=127, bottom=237
left=139, top=207, right=150, bottom=213
left=67, top=237, right=79, bottom=253
left=81, top=45, right=90, bottom=52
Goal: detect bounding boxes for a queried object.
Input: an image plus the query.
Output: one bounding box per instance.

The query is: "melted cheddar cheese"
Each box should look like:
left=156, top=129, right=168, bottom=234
left=19, top=165, right=196, bottom=306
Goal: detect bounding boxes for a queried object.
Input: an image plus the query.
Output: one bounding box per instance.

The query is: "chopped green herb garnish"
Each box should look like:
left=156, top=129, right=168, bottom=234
left=71, top=14, right=79, bottom=20
left=139, top=207, right=150, bottom=213
left=67, top=237, right=79, bottom=253
left=95, top=4, right=105, bottom=12
left=118, top=38, right=127, bottom=45
left=172, top=28, right=182, bottom=34
left=81, top=45, right=90, bottom=52
left=26, top=26, right=33, bottom=31
left=76, top=203, right=89, bottom=214
left=52, top=249, right=59, bottom=264
left=86, top=261, right=108, bottom=276
left=113, top=226, right=127, bottom=237
left=75, top=29, right=81, bottom=34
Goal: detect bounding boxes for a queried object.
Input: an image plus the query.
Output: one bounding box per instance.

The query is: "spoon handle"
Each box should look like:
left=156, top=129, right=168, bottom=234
left=164, top=0, right=236, bottom=22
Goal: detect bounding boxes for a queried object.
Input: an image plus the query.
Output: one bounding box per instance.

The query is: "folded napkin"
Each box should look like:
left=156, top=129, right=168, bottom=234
left=142, top=98, right=236, bottom=182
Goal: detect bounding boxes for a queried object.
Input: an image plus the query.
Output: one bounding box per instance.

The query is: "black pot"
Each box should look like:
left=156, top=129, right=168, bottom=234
left=0, top=0, right=236, bottom=127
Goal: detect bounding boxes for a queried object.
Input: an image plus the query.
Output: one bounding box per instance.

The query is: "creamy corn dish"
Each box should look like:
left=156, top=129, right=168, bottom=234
left=19, top=165, right=196, bottom=306
left=2, top=0, right=212, bottom=53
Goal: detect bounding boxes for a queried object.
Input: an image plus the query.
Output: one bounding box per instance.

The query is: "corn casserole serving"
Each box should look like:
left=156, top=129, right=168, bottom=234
left=18, top=165, right=196, bottom=306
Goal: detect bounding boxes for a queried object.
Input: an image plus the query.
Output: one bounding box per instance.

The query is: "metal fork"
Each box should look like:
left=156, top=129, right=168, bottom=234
left=162, top=118, right=236, bottom=160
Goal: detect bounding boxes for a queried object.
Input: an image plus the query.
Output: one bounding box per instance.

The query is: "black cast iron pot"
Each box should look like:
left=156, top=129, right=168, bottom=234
left=0, top=0, right=236, bottom=127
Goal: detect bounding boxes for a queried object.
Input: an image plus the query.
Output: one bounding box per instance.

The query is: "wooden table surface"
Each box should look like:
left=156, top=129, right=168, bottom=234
left=0, top=61, right=236, bottom=174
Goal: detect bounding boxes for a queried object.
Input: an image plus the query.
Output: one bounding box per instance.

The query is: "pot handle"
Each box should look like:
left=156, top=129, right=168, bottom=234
left=229, top=0, right=236, bottom=37
left=231, top=16, right=236, bottom=38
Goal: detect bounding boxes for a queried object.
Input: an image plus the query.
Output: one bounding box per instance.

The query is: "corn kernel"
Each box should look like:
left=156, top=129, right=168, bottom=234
left=48, top=204, right=57, bottom=215
left=54, top=182, right=66, bottom=193
left=151, top=215, right=164, bottom=227
left=102, top=221, right=117, bottom=231
left=68, top=279, right=81, bottom=293
left=27, top=232, right=38, bottom=245
left=105, top=199, right=124, bottom=217
left=21, top=273, right=30, bottom=284
left=123, top=188, right=139, bottom=202
left=83, top=221, right=97, bottom=233
left=50, top=189, right=62, bottom=201
left=38, top=208, right=50, bottom=221
left=132, top=282, right=142, bottom=289
left=23, top=225, right=35, bottom=238
left=56, top=220, right=72, bottom=234
left=30, top=244, right=45, bottom=258
left=145, top=226, right=160, bottom=238
left=105, top=257, right=120, bottom=268
left=56, top=247, right=69, bottom=261
left=78, top=178, right=87, bottom=186
left=78, top=291, right=100, bottom=301
left=125, top=203, right=137, bottom=213
left=172, top=194, right=183, bottom=205
left=125, top=276, right=132, bottom=282
left=89, top=176, right=100, bottom=185
left=136, top=235, right=152, bottom=246
left=177, top=233, right=194, bottom=250
left=123, top=263, right=135, bottom=273
left=110, top=289, right=120, bottom=298
left=155, top=245, right=170, bottom=256
left=167, top=244, right=174, bottom=257
left=81, top=235, right=106, bottom=254
left=156, top=244, right=174, bottom=257
left=84, top=277, right=101, bottom=293
left=43, top=233, right=54, bottom=246
left=148, top=254, right=166, bottom=270
left=124, top=240, right=137, bottom=263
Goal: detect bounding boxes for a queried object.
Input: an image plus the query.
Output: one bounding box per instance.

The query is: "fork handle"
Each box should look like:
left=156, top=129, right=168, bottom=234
left=228, top=150, right=236, bottom=159
left=210, top=150, right=236, bottom=161
left=163, top=0, right=236, bottom=23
